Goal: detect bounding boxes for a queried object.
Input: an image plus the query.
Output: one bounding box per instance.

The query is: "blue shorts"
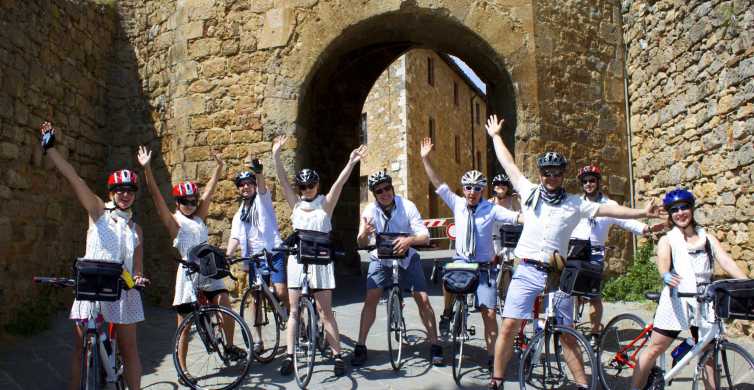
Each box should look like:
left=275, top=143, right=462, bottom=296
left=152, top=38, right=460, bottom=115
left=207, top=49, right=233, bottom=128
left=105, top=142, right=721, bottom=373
left=501, top=263, right=547, bottom=320
left=451, top=258, right=499, bottom=310
left=367, top=253, right=427, bottom=293
left=250, top=251, right=287, bottom=285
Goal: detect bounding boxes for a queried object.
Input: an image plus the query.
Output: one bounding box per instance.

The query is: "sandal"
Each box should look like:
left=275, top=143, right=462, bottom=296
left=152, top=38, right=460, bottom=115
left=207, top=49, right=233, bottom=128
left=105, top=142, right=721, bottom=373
left=488, top=376, right=503, bottom=390
left=225, top=344, right=247, bottom=361
left=178, top=372, right=198, bottom=386
left=333, top=354, right=346, bottom=377
left=280, top=355, right=294, bottom=376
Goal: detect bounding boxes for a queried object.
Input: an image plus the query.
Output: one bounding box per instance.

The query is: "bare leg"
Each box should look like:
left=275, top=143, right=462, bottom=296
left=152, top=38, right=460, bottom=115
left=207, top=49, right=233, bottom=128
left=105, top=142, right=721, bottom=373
left=589, top=297, right=603, bottom=334
left=413, top=291, right=439, bottom=344
left=357, top=288, right=383, bottom=345
left=274, top=283, right=289, bottom=311
left=313, top=290, right=342, bottom=355
left=630, top=331, right=674, bottom=388
left=560, top=330, right=588, bottom=385
left=115, top=323, right=142, bottom=390
left=69, top=323, right=84, bottom=390
left=493, top=317, right=523, bottom=380
left=285, top=289, right=302, bottom=354
left=480, top=307, right=499, bottom=355
left=213, top=292, right=236, bottom=345
left=177, top=313, right=190, bottom=371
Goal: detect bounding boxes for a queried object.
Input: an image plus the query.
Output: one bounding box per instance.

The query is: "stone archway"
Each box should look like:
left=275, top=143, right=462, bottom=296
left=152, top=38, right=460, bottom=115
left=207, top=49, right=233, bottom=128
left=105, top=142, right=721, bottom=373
left=294, top=9, right=520, bottom=272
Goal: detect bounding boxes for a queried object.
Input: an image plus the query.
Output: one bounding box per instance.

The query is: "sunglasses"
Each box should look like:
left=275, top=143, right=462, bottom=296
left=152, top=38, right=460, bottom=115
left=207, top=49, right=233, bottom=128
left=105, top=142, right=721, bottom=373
left=177, top=198, right=198, bottom=206
left=581, top=178, right=598, bottom=184
left=464, top=185, right=483, bottom=192
left=237, top=180, right=256, bottom=188
left=298, top=183, right=316, bottom=191
left=373, top=185, right=393, bottom=195
left=542, top=170, right=564, bottom=178
left=112, top=186, right=137, bottom=194
left=669, top=203, right=691, bottom=214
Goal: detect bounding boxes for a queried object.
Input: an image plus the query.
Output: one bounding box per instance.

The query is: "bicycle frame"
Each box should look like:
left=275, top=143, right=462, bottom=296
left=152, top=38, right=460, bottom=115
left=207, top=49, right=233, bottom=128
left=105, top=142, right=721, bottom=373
left=249, top=257, right=288, bottom=325
left=662, top=303, right=721, bottom=383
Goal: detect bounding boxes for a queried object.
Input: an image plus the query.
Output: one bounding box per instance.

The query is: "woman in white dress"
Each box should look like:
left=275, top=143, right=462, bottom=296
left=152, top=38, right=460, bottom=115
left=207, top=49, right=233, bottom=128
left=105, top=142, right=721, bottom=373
left=630, top=189, right=747, bottom=390
left=272, top=134, right=367, bottom=377
left=40, top=122, right=147, bottom=390
left=137, top=146, right=243, bottom=386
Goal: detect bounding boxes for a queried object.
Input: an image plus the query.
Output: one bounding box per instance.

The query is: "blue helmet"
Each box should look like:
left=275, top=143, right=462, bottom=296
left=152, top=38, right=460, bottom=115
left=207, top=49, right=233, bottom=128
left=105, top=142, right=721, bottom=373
left=662, top=188, right=695, bottom=210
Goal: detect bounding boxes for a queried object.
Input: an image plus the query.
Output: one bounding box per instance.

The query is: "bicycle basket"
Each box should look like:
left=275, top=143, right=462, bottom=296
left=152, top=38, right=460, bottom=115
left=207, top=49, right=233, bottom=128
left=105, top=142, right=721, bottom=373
left=188, top=243, right=230, bottom=279
left=566, top=239, right=592, bottom=261
left=559, top=259, right=603, bottom=297
left=500, top=224, right=523, bottom=248
left=376, top=232, right=409, bottom=259
left=74, top=259, right=123, bottom=302
left=296, top=229, right=333, bottom=265
left=443, top=263, right=480, bottom=294
left=709, top=279, right=754, bottom=320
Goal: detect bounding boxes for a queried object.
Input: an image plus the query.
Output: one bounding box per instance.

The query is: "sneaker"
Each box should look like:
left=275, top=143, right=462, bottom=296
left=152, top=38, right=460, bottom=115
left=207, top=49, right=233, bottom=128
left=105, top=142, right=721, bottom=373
left=225, top=345, right=247, bottom=361
left=351, top=344, right=367, bottom=367
left=430, top=344, right=444, bottom=366
left=333, top=354, right=346, bottom=376
left=280, top=355, right=293, bottom=376
left=439, top=313, right=451, bottom=336
left=253, top=342, right=264, bottom=355
left=178, top=372, right=198, bottom=386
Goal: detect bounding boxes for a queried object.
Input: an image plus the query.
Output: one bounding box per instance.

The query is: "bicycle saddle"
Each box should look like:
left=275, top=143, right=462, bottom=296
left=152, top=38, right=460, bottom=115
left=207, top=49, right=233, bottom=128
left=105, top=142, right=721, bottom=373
left=644, top=291, right=661, bottom=302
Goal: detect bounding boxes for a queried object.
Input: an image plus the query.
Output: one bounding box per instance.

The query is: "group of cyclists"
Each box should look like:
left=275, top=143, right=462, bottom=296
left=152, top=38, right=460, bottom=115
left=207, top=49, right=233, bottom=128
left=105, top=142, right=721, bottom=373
left=38, top=109, right=750, bottom=389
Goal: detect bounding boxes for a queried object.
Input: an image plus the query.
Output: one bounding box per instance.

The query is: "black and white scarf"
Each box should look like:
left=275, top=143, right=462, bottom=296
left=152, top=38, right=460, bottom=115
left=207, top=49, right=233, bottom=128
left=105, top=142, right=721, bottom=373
left=239, top=193, right=258, bottom=227
left=524, top=185, right=567, bottom=210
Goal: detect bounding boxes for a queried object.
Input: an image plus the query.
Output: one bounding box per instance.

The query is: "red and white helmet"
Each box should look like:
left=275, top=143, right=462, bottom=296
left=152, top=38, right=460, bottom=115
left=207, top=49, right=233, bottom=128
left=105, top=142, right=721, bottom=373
left=172, top=181, right=199, bottom=198
left=577, top=165, right=601, bottom=180
left=107, top=169, right=139, bottom=191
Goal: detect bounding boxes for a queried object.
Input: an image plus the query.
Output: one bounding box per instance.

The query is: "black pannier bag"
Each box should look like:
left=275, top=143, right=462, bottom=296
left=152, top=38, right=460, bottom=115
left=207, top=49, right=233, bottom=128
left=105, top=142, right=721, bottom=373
left=500, top=225, right=523, bottom=248
left=567, top=239, right=592, bottom=261
left=709, top=279, right=754, bottom=320
left=376, top=232, right=409, bottom=259
left=443, top=263, right=480, bottom=294
left=189, top=243, right=231, bottom=279
left=560, top=259, right=604, bottom=297
left=74, top=259, right=123, bottom=302
left=297, top=229, right=333, bottom=265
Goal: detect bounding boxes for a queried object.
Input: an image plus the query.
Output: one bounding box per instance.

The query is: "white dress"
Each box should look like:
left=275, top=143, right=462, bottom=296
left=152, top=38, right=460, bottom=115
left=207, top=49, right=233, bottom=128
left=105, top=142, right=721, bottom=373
left=653, top=227, right=714, bottom=331
left=286, top=195, right=336, bottom=289
left=172, top=212, right=227, bottom=306
left=70, top=209, right=144, bottom=324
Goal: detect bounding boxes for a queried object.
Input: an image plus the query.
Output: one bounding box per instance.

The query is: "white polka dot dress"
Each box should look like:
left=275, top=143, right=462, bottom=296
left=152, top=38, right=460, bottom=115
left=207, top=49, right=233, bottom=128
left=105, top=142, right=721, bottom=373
left=172, top=212, right=227, bottom=306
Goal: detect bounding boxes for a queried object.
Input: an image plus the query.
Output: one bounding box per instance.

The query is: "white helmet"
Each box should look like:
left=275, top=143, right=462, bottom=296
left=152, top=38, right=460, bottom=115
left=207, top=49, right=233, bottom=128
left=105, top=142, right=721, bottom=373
left=461, top=170, right=487, bottom=187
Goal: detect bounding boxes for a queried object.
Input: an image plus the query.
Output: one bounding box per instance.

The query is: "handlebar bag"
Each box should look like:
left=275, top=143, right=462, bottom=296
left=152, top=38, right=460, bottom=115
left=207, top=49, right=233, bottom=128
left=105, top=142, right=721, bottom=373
left=566, top=239, right=592, bottom=261
left=710, top=279, right=754, bottom=320
left=74, top=259, right=123, bottom=302
left=442, top=263, right=480, bottom=294
left=559, top=259, right=604, bottom=297
left=189, top=243, right=230, bottom=279
left=297, top=229, right=333, bottom=265
left=500, top=225, right=523, bottom=248
left=376, top=232, right=409, bottom=259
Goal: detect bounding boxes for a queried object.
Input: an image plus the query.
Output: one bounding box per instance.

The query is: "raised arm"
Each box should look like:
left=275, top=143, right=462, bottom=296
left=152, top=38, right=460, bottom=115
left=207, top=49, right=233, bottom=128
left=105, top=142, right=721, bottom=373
left=41, top=122, right=104, bottom=220
left=356, top=215, right=376, bottom=248
left=707, top=234, right=748, bottom=279
left=420, top=137, right=444, bottom=188
left=485, top=115, right=525, bottom=187
left=249, top=157, right=267, bottom=194
left=595, top=199, right=664, bottom=220
left=272, top=135, right=298, bottom=209
left=324, top=145, right=367, bottom=215
left=137, top=146, right=179, bottom=239
left=196, top=150, right=224, bottom=220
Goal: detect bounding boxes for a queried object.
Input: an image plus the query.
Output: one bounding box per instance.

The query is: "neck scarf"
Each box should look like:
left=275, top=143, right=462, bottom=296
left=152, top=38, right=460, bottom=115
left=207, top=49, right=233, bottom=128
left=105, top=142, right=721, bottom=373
left=525, top=185, right=567, bottom=210
left=459, top=204, right=478, bottom=258
left=105, top=201, right=132, bottom=221
left=239, top=193, right=258, bottom=226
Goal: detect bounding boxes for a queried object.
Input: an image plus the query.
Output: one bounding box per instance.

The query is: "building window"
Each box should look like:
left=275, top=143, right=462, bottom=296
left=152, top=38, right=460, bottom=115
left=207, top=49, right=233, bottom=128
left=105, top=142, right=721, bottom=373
left=427, top=57, right=434, bottom=86
left=453, top=81, right=459, bottom=106
left=454, top=135, right=460, bottom=163
left=474, top=101, right=481, bottom=125
left=476, top=151, right=482, bottom=170
left=360, top=176, right=368, bottom=202
left=359, top=112, right=368, bottom=144
left=428, top=116, right=436, bottom=142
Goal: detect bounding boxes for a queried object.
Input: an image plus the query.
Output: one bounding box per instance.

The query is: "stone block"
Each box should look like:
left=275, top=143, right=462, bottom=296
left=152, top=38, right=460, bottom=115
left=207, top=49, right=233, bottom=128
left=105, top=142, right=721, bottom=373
left=181, top=21, right=204, bottom=40
left=258, top=7, right=295, bottom=49
left=201, top=57, right=226, bottom=77
left=0, top=143, right=19, bottom=160
left=737, top=143, right=754, bottom=167
left=175, top=60, right=198, bottom=82
left=174, top=95, right=205, bottom=117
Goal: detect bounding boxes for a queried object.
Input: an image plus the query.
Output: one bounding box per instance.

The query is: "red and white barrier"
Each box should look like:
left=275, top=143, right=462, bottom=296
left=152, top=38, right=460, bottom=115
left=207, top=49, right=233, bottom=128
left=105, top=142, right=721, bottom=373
left=423, top=218, right=451, bottom=228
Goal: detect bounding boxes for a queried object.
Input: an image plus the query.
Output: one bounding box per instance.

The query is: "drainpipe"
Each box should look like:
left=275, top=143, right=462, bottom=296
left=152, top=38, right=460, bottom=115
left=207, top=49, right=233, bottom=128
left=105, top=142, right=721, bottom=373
left=470, top=95, right=476, bottom=169
left=620, top=9, right=638, bottom=255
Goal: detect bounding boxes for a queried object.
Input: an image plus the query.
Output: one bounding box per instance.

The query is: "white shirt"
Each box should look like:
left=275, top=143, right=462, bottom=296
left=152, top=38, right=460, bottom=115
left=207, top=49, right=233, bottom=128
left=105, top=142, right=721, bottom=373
left=230, top=190, right=283, bottom=257
left=436, top=184, right=519, bottom=263
left=512, top=177, right=600, bottom=263
left=361, top=196, right=429, bottom=268
left=570, top=195, right=647, bottom=247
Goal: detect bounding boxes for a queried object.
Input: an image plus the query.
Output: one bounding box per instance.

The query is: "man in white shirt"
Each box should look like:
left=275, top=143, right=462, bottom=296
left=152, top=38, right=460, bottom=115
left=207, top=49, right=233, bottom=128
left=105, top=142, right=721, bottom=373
left=566, top=165, right=664, bottom=344
left=352, top=170, right=443, bottom=366
left=225, top=160, right=286, bottom=355
left=420, top=138, right=521, bottom=369
left=484, top=115, right=663, bottom=389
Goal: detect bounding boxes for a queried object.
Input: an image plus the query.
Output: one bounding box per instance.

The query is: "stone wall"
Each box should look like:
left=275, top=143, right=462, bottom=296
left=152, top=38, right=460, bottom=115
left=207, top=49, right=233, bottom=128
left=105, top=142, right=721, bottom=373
left=624, top=0, right=754, bottom=277
left=0, top=0, right=117, bottom=331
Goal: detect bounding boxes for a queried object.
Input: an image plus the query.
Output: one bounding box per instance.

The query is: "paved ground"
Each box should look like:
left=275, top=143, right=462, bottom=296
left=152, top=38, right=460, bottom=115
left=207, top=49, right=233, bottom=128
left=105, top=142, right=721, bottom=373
left=3, top=258, right=753, bottom=389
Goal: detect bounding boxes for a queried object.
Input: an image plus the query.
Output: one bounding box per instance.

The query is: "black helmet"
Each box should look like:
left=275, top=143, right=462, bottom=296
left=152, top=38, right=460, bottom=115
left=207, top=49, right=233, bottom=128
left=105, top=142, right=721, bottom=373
left=367, top=170, right=392, bottom=191
left=295, top=169, right=320, bottom=186
left=537, top=152, right=567, bottom=170
left=234, top=171, right=256, bottom=187
left=492, top=173, right=511, bottom=186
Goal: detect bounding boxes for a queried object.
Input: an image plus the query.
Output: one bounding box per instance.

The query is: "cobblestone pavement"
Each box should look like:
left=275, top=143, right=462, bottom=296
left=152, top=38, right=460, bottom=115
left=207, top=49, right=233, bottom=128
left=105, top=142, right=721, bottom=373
left=3, top=261, right=753, bottom=389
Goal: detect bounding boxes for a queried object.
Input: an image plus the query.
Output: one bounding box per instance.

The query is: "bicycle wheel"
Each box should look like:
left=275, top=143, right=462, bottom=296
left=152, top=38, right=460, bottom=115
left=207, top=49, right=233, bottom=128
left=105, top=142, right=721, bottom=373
left=520, top=325, right=597, bottom=390
left=690, top=340, right=754, bottom=390
left=240, top=287, right=281, bottom=363
left=173, top=306, right=253, bottom=390
left=293, top=298, right=317, bottom=389
left=597, top=313, right=647, bottom=390
left=83, top=333, right=100, bottom=390
left=451, top=299, right=466, bottom=384
left=387, top=288, right=405, bottom=370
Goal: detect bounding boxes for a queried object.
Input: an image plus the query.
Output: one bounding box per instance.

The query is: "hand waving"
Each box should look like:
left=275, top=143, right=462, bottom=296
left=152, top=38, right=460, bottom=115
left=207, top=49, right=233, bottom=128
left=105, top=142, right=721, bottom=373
left=420, top=137, right=434, bottom=158
left=349, top=145, right=368, bottom=165
left=137, top=146, right=152, bottom=167
left=485, top=114, right=504, bottom=137
left=272, top=135, right=288, bottom=156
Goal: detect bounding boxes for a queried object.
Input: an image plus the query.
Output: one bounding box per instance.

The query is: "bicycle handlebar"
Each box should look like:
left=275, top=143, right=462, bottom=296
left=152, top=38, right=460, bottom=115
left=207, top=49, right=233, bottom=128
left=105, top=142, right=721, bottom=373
left=33, top=276, right=147, bottom=291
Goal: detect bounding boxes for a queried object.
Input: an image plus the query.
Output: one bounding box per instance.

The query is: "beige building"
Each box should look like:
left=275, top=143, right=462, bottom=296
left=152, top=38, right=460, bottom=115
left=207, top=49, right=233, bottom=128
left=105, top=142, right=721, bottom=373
left=359, top=49, right=488, bottom=219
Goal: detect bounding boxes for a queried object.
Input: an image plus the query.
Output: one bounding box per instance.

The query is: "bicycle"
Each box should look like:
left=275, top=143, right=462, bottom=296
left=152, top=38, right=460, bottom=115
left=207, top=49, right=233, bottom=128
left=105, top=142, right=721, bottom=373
left=518, top=286, right=598, bottom=389
left=597, top=279, right=754, bottom=390
left=172, top=252, right=254, bottom=390
left=275, top=231, right=337, bottom=389
left=239, top=249, right=289, bottom=363
left=33, top=259, right=142, bottom=390
left=495, top=224, right=522, bottom=314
